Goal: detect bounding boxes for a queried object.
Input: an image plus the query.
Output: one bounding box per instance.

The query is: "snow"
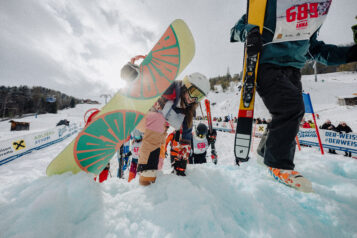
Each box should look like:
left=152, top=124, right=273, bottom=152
left=1, top=72, right=357, bottom=238
left=207, top=71, right=357, bottom=129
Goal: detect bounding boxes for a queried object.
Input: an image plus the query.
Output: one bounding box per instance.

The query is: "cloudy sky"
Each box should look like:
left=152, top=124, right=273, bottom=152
left=1, top=0, right=356, bottom=100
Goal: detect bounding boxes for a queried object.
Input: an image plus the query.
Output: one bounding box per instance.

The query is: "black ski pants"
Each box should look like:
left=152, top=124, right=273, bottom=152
left=256, top=64, right=305, bottom=170
left=189, top=152, right=207, bottom=164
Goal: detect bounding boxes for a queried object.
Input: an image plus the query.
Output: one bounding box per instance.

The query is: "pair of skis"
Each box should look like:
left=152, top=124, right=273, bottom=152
left=204, top=99, right=217, bottom=164
left=234, top=0, right=267, bottom=165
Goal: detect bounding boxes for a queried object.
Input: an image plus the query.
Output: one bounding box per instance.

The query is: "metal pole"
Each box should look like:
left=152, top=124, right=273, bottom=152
left=314, top=61, right=318, bottom=82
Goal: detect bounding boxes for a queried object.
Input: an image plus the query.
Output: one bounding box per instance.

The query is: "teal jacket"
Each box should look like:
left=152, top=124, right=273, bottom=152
left=230, top=0, right=351, bottom=69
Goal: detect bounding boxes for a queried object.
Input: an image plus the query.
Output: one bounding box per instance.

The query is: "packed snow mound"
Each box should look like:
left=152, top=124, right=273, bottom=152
left=1, top=131, right=357, bottom=238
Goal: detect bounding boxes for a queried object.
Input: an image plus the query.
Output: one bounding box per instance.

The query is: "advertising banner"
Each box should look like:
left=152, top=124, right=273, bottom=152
left=0, top=123, right=81, bottom=166
left=298, top=128, right=357, bottom=153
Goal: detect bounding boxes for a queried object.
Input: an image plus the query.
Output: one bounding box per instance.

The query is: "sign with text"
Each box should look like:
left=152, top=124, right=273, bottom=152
left=298, top=128, right=357, bottom=153
left=0, top=123, right=81, bottom=166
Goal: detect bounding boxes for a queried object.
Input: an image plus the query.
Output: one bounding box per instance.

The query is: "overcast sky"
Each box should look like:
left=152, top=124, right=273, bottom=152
left=1, top=0, right=356, bottom=100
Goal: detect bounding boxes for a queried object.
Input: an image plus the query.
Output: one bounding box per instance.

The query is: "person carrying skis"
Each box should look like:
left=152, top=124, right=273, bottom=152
left=230, top=0, right=357, bottom=192
left=189, top=123, right=217, bottom=164
left=121, top=69, right=210, bottom=185
left=128, top=129, right=143, bottom=182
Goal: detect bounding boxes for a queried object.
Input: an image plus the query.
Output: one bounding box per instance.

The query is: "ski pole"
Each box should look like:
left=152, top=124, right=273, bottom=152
left=295, top=136, right=301, bottom=151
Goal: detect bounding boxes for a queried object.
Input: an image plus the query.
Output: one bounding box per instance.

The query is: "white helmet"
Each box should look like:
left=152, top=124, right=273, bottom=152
left=183, top=72, right=210, bottom=96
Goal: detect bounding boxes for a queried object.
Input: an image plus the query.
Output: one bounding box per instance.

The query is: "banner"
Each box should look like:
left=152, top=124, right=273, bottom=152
left=194, top=120, right=267, bottom=136
left=303, top=93, right=314, bottom=113
left=0, top=123, right=81, bottom=166
left=298, top=128, right=357, bottom=153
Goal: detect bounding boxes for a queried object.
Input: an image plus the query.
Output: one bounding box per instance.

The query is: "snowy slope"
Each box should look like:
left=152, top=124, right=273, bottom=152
left=205, top=71, right=357, bottom=129
left=0, top=72, right=357, bottom=238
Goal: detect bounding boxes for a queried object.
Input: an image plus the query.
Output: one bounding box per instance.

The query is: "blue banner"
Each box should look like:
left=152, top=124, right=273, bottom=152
left=303, top=93, right=314, bottom=114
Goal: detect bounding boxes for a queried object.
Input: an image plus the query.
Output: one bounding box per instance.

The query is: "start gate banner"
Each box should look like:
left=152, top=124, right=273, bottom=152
left=0, top=123, right=81, bottom=166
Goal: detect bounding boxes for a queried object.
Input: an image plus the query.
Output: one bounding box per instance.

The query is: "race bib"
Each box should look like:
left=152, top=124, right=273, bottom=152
left=273, top=0, right=332, bottom=43
left=193, top=137, right=208, bottom=154
left=132, top=142, right=141, bottom=158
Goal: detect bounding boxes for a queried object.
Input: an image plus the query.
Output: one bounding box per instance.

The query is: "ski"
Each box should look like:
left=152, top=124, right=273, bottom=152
left=234, top=0, right=267, bottom=164
left=117, top=145, right=124, bottom=178
left=204, top=99, right=217, bottom=164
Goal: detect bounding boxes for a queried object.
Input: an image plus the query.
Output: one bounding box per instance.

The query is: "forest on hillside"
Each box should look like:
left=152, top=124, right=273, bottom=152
left=0, top=86, right=97, bottom=118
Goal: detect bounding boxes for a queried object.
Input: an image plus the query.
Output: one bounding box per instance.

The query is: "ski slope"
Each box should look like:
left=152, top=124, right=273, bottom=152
left=1, top=72, right=357, bottom=238
left=207, top=71, right=357, bottom=129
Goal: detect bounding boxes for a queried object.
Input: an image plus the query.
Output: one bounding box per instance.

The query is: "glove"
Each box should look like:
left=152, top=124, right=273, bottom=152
left=172, top=159, right=187, bottom=176
left=207, top=129, right=217, bottom=145
left=347, top=44, right=357, bottom=63
left=120, top=62, right=140, bottom=81
left=246, top=27, right=262, bottom=56
left=211, top=151, right=218, bottom=165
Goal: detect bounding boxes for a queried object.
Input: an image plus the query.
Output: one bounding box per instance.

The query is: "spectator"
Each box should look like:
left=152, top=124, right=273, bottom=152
left=302, top=119, right=311, bottom=128
left=335, top=122, right=353, bottom=157
left=320, top=120, right=336, bottom=154
left=308, top=120, right=315, bottom=128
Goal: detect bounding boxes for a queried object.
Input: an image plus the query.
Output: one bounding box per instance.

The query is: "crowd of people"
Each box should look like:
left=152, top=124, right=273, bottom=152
left=196, top=116, right=272, bottom=125
left=95, top=123, right=218, bottom=183
left=94, top=71, right=218, bottom=185
left=318, top=119, right=353, bottom=157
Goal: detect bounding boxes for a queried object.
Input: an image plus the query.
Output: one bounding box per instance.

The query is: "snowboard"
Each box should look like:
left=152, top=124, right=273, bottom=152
left=234, top=0, right=267, bottom=164
left=47, top=19, right=195, bottom=176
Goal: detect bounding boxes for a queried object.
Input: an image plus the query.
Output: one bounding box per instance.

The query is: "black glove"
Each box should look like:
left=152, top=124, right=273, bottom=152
left=172, top=159, right=187, bottom=176
left=246, top=27, right=262, bottom=56
left=207, top=129, right=217, bottom=145
left=347, top=44, right=357, bottom=63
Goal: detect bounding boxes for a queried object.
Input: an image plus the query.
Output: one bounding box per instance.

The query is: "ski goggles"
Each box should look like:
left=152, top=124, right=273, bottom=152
left=183, top=77, right=205, bottom=102
left=197, top=133, right=205, bottom=139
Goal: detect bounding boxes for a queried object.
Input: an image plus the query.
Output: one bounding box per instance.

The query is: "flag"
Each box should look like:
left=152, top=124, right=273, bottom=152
left=303, top=93, right=314, bottom=114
